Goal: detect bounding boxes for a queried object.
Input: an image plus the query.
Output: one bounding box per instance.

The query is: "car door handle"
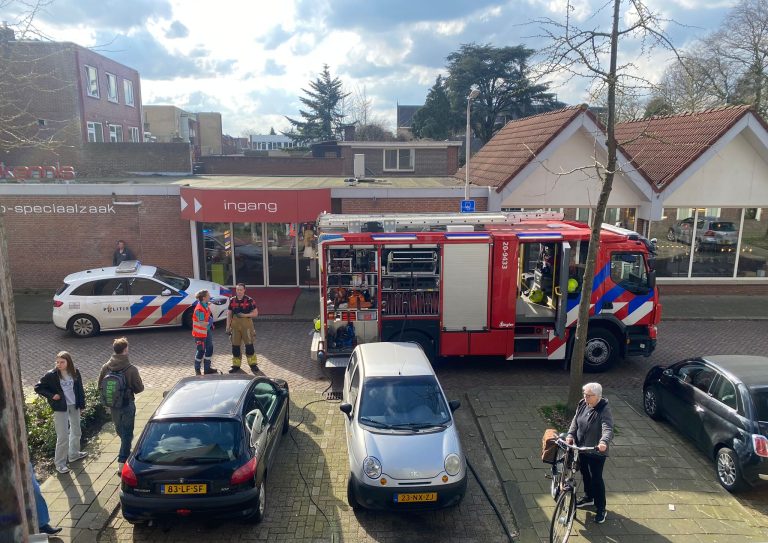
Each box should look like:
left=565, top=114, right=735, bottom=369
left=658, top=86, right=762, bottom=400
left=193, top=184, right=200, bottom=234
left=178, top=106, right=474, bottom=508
left=695, top=405, right=705, bottom=412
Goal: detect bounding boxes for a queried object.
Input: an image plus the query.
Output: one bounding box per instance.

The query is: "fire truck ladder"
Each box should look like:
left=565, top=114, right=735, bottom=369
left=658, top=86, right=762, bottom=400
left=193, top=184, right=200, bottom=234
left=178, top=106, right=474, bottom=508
left=317, top=211, right=565, bottom=233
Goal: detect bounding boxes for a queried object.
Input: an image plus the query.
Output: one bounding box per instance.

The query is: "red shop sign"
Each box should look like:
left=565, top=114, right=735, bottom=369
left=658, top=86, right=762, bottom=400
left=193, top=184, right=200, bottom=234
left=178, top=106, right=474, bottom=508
left=179, top=187, right=331, bottom=223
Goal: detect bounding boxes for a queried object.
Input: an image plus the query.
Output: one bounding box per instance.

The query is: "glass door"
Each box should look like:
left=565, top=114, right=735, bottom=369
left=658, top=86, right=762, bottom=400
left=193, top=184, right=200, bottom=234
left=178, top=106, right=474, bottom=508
left=232, top=223, right=265, bottom=286
left=265, top=223, right=297, bottom=286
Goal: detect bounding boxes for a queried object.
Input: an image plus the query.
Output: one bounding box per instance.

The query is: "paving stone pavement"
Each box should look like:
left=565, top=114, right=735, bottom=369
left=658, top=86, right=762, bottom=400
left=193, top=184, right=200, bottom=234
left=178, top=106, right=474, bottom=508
left=470, top=386, right=768, bottom=543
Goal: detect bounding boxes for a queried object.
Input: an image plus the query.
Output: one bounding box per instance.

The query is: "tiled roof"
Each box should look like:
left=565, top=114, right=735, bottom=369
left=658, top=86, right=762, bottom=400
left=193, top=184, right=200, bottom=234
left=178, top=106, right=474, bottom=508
left=456, top=105, right=590, bottom=190
left=615, top=105, right=756, bottom=190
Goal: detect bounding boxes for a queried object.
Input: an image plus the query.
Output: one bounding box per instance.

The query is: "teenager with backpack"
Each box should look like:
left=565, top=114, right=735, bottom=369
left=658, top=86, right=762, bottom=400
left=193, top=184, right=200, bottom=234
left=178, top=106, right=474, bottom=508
left=98, top=337, right=144, bottom=476
left=192, top=289, right=218, bottom=375
left=34, top=351, right=88, bottom=474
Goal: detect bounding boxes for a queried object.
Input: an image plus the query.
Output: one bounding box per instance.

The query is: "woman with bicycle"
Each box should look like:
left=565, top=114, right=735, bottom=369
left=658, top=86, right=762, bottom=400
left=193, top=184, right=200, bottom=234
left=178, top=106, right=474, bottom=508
left=566, top=382, right=613, bottom=524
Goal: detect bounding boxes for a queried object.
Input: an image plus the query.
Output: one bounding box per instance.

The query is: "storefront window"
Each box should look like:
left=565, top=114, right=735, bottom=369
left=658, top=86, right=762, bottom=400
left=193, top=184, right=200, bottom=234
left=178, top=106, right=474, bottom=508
left=201, top=223, right=234, bottom=285
left=266, top=223, right=297, bottom=286
left=738, top=208, right=768, bottom=278
left=298, top=222, right=319, bottom=286
left=232, top=223, right=264, bottom=286
left=691, top=208, right=741, bottom=278
left=649, top=208, right=693, bottom=277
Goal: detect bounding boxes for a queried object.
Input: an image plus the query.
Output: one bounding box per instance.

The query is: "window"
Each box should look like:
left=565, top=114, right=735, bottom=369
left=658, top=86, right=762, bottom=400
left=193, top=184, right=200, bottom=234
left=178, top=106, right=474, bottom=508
left=37, top=119, right=47, bottom=127
left=610, top=253, right=649, bottom=293
left=109, top=124, right=123, bottom=143
left=128, top=127, right=140, bottom=142
left=711, top=375, right=738, bottom=411
left=349, top=366, right=360, bottom=408
left=127, top=278, right=167, bottom=296
left=677, top=362, right=717, bottom=393
left=358, top=375, right=450, bottom=427
left=106, top=73, right=118, bottom=102
left=250, top=381, right=279, bottom=422
left=383, top=148, right=414, bottom=171
left=123, top=79, right=134, bottom=106
left=135, top=420, right=239, bottom=464
left=92, top=278, right=127, bottom=296
left=72, top=282, right=96, bottom=296
left=87, top=122, right=103, bottom=142
left=84, top=65, right=99, bottom=98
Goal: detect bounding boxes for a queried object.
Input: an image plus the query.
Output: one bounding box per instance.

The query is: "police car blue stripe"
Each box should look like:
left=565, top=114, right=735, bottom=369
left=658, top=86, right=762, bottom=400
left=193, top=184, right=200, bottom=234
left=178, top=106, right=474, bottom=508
left=130, top=296, right=156, bottom=316
left=160, top=294, right=185, bottom=315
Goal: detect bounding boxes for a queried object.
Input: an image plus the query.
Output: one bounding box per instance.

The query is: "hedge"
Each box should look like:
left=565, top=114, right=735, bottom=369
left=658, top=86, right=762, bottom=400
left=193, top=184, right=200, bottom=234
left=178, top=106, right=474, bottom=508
left=25, top=381, right=109, bottom=462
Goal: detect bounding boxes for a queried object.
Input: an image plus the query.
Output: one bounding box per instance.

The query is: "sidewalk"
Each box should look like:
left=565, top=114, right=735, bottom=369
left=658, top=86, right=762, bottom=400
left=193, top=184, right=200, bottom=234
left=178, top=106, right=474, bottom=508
left=469, top=386, right=768, bottom=542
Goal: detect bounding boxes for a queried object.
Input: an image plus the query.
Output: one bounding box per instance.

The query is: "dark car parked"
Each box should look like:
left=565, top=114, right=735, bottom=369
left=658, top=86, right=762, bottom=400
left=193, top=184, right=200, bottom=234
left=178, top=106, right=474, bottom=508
left=120, top=374, right=289, bottom=524
left=643, top=355, right=768, bottom=492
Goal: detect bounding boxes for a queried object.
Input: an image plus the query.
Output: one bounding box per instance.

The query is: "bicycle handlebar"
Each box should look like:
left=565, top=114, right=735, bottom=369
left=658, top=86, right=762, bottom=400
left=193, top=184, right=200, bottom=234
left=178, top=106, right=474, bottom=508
left=555, top=438, right=599, bottom=452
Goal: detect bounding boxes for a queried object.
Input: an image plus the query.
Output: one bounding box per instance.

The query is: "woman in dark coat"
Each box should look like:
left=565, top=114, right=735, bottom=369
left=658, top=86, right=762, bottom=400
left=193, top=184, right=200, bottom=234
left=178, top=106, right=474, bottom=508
left=566, top=382, right=614, bottom=524
left=34, top=351, right=88, bottom=473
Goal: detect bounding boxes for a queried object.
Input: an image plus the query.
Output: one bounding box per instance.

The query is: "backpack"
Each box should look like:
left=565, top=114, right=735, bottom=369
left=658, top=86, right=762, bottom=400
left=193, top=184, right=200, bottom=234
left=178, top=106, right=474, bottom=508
left=100, top=369, right=128, bottom=408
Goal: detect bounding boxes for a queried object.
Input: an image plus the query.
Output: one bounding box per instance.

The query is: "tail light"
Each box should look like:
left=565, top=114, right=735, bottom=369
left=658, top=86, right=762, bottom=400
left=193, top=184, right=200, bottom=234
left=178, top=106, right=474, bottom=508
left=230, top=457, right=257, bottom=485
left=752, top=435, right=768, bottom=458
left=121, top=463, right=138, bottom=487
left=53, top=300, right=64, bottom=308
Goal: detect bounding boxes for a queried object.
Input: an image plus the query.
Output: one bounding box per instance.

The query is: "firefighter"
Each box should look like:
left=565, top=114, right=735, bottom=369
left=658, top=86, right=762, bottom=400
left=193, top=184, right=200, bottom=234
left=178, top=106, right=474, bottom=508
left=192, top=290, right=218, bottom=375
left=226, top=283, right=260, bottom=373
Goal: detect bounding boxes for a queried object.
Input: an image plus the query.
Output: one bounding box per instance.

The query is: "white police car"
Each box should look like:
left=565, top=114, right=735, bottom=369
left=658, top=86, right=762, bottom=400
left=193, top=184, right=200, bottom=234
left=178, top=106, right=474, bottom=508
left=52, top=261, right=230, bottom=338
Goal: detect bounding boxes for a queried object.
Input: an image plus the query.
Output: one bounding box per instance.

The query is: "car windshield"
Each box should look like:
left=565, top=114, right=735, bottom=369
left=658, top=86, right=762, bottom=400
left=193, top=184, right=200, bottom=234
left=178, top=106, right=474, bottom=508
left=752, top=391, right=768, bottom=422
left=153, top=268, right=190, bottom=291
left=135, top=420, right=239, bottom=465
left=358, top=375, right=451, bottom=429
left=710, top=222, right=736, bottom=232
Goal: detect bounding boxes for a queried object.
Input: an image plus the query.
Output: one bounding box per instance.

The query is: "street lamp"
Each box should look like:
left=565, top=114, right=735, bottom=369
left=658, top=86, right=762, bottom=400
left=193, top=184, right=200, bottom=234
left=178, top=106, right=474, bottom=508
left=465, top=88, right=480, bottom=203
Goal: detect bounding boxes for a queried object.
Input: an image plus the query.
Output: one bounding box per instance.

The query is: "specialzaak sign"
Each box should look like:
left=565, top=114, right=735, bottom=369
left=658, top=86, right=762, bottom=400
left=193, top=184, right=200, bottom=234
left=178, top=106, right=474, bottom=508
left=179, top=187, right=331, bottom=223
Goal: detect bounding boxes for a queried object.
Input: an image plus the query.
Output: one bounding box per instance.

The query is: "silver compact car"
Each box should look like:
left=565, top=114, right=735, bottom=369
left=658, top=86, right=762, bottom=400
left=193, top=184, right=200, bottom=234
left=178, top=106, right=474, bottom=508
left=339, top=342, right=467, bottom=510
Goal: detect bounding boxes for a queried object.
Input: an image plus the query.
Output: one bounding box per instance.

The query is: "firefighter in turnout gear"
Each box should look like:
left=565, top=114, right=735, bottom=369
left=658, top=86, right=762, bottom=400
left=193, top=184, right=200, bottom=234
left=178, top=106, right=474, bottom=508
left=226, top=283, right=260, bottom=373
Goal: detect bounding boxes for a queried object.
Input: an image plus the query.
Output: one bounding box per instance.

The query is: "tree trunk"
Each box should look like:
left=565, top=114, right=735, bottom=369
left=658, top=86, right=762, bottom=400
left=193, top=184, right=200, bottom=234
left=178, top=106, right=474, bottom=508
left=567, top=0, right=622, bottom=409
left=0, top=213, right=36, bottom=542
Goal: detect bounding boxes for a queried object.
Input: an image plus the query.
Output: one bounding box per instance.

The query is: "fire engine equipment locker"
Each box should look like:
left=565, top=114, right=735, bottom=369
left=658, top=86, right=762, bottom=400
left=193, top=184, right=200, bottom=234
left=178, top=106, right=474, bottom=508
left=442, top=243, right=489, bottom=331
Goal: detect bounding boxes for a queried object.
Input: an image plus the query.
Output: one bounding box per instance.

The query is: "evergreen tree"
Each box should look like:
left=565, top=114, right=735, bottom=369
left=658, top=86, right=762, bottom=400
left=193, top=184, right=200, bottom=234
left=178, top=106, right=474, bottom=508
left=285, top=65, right=349, bottom=144
left=411, top=76, right=452, bottom=140
left=269, top=127, right=276, bottom=135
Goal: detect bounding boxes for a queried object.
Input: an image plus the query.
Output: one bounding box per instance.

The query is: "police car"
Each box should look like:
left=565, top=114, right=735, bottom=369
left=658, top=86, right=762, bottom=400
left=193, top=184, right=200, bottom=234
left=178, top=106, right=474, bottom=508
left=52, top=261, right=230, bottom=338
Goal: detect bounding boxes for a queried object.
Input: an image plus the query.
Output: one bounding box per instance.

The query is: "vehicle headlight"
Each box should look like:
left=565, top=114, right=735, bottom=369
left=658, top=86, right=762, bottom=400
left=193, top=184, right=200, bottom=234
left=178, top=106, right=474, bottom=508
left=363, top=456, right=382, bottom=479
left=445, top=453, right=461, bottom=476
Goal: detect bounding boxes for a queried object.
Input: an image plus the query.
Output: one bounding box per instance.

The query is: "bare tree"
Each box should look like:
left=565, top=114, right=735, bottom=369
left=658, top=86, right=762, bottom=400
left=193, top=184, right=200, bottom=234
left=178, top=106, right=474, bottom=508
left=589, top=86, right=644, bottom=122
left=537, top=0, right=675, bottom=408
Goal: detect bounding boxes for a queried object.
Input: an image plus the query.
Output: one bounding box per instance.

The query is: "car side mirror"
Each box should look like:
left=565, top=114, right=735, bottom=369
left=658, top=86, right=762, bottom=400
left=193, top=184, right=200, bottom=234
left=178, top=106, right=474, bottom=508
left=161, top=289, right=172, bottom=296
left=339, top=403, right=353, bottom=419
left=648, top=269, right=656, bottom=290
left=246, top=409, right=265, bottom=446
left=662, top=368, right=673, bottom=377
left=210, top=295, right=228, bottom=305
left=448, top=400, right=461, bottom=412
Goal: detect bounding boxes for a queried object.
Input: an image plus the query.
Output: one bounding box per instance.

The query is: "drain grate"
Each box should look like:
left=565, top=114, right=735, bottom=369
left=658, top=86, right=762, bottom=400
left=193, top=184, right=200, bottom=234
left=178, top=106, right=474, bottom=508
left=326, top=391, right=343, bottom=401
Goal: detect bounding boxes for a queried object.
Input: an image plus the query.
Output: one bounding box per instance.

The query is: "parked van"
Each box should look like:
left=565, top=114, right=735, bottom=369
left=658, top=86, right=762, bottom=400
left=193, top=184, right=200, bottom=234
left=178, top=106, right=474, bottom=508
left=339, top=342, right=467, bottom=510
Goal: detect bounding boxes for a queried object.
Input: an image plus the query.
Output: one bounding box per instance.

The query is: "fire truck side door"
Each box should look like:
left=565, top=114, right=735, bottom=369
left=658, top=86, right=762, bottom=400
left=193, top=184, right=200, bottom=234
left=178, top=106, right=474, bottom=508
left=442, top=243, right=489, bottom=331
left=555, top=242, right=571, bottom=339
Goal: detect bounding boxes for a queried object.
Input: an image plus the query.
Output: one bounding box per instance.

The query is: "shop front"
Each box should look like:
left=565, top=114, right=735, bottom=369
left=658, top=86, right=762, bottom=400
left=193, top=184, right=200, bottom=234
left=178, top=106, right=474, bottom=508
left=180, top=187, right=331, bottom=287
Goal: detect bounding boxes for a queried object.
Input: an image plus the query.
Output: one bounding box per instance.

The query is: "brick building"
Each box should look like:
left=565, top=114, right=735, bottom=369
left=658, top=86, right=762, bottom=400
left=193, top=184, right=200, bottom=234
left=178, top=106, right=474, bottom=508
left=0, top=31, right=143, bottom=172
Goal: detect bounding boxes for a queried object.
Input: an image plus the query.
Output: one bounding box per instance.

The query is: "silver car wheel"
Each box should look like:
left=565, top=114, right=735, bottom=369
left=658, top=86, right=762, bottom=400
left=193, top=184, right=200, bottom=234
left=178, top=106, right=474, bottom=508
left=644, top=388, right=657, bottom=415
left=71, top=316, right=96, bottom=337
left=717, top=450, right=737, bottom=487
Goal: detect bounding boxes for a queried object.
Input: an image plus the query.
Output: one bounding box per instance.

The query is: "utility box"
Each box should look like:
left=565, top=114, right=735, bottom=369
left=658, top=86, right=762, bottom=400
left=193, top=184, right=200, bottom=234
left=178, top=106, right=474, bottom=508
left=353, top=154, right=365, bottom=178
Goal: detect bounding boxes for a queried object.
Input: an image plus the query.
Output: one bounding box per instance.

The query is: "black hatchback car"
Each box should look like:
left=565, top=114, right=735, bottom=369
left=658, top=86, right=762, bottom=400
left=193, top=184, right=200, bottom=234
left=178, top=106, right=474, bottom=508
left=120, top=374, right=289, bottom=524
left=643, top=355, right=768, bottom=492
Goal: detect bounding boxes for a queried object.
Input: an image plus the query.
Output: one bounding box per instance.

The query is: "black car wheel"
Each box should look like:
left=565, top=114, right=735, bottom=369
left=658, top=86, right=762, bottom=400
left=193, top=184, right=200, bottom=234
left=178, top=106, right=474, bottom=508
left=248, top=479, right=266, bottom=523
left=347, top=476, right=361, bottom=510
left=182, top=308, right=194, bottom=329
left=643, top=386, right=663, bottom=420
left=69, top=315, right=99, bottom=338
left=583, top=328, right=619, bottom=373
left=716, top=447, right=746, bottom=492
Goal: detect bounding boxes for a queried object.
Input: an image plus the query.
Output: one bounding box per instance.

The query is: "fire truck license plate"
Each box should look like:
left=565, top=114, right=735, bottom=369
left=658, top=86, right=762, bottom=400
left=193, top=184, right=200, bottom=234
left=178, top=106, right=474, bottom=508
left=395, top=492, right=437, bottom=503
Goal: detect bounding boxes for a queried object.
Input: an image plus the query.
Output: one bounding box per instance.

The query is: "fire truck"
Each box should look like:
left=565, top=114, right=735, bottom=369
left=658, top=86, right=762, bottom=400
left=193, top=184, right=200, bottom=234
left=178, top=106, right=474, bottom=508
left=310, top=211, right=660, bottom=372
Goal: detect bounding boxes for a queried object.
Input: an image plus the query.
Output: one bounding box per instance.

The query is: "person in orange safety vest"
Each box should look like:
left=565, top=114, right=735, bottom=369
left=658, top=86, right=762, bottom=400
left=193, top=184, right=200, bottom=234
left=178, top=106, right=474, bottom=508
left=192, top=290, right=218, bottom=375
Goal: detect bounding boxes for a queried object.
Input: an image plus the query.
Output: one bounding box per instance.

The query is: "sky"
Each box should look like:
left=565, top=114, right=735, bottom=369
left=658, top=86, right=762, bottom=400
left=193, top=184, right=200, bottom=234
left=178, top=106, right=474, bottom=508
left=8, top=0, right=738, bottom=136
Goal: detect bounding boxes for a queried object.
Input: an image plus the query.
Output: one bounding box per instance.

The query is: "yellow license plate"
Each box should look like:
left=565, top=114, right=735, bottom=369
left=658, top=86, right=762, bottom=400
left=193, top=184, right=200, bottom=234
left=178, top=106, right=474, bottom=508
left=396, top=492, right=437, bottom=503
left=162, top=483, right=207, bottom=495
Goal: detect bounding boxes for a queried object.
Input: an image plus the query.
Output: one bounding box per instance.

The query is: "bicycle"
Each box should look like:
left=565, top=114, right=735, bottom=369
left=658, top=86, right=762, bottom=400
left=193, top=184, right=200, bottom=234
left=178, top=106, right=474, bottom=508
left=548, top=438, right=598, bottom=543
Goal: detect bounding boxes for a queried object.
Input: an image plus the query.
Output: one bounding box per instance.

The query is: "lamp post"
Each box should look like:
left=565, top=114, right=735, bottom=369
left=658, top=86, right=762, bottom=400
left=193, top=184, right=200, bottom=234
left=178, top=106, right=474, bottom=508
left=464, top=88, right=480, bottom=203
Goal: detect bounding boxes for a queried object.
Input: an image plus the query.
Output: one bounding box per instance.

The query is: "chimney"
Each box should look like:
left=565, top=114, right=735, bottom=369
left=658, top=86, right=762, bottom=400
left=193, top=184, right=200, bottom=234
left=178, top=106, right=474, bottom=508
left=343, top=124, right=356, bottom=141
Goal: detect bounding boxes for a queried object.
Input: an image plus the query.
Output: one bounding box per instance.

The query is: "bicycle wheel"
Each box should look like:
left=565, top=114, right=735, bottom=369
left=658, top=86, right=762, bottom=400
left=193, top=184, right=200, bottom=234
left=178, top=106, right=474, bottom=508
left=549, top=487, right=576, bottom=543
left=550, top=448, right=566, bottom=500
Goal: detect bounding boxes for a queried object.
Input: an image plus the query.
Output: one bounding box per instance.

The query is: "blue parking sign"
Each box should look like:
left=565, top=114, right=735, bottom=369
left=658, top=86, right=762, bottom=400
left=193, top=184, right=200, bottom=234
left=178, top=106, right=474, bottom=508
left=460, top=199, right=475, bottom=213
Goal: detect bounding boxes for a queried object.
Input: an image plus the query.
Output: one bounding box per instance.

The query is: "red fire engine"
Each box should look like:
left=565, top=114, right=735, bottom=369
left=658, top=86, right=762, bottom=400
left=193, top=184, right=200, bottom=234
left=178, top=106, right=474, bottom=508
left=310, top=211, right=660, bottom=372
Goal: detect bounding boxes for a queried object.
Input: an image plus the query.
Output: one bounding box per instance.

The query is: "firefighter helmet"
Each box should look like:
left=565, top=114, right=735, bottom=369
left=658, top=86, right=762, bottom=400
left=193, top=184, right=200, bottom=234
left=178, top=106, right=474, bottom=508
left=529, top=288, right=544, bottom=303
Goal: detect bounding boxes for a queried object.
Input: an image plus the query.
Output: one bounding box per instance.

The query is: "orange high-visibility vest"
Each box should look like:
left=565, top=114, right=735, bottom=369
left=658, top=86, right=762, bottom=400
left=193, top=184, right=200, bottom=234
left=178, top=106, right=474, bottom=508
left=192, top=302, right=211, bottom=338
